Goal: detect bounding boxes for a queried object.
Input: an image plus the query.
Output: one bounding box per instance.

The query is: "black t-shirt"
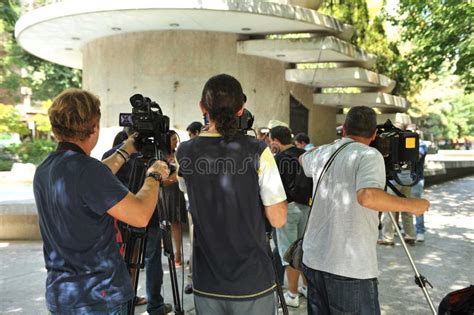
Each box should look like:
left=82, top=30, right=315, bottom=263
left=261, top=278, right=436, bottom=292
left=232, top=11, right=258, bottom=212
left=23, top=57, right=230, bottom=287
left=176, top=134, right=276, bottom=300
left=274, top=146, right=306, bottom=202
left=34, top=142, right=133, bottom=312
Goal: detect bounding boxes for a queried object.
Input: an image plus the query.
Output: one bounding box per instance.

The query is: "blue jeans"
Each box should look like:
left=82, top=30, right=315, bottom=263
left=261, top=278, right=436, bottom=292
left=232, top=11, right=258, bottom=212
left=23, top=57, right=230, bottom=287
left=302, top=264, right=380, bottom=315
left=50, top=303, right=128, bottom=315
left=412, top=179, right=425, bottom=234
left=145, top=212, right=167, bottom=315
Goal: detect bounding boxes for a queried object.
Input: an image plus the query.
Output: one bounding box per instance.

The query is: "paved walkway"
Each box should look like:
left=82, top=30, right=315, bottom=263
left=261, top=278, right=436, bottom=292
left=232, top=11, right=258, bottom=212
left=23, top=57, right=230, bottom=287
left=1, top=176, right=473, bottom=314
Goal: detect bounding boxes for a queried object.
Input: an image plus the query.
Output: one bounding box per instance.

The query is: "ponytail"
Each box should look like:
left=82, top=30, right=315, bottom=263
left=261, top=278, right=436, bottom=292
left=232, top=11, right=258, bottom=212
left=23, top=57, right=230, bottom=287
left=201, top=74, right=244, bottom=141
left=212, top=107, right=238, bottom=140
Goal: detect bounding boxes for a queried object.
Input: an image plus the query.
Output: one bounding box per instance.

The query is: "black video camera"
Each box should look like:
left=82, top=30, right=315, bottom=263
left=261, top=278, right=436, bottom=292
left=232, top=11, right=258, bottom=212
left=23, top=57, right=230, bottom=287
left=119, top=94, right=170, bottom=157
left=237, top=108, right=255, bottom=134
left=371, top=120, right=420, bottom=186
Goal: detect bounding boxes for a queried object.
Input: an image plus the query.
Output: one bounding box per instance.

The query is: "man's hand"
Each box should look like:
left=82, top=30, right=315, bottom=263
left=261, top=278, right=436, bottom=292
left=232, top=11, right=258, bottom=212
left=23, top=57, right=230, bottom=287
left=121, top=132, right=138, bottom=155
left=410, top=198, right=430, bottom=216
left=147, top=160, right=170, bottom=181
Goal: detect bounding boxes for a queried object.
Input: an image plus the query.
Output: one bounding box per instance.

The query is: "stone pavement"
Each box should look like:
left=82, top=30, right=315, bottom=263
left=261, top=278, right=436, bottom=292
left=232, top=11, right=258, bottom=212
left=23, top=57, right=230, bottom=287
left=1, top=176, right=473, bottom=314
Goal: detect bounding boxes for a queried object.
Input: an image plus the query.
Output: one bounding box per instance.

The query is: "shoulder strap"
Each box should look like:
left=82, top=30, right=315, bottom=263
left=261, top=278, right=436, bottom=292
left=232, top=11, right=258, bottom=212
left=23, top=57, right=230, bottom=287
left=302, top=141, right=354, bottom=237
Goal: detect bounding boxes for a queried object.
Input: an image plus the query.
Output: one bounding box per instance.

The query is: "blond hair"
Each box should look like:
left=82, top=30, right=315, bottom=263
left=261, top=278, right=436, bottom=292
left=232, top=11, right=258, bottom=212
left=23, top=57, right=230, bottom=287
left=49, top=88, right=101, bottom=141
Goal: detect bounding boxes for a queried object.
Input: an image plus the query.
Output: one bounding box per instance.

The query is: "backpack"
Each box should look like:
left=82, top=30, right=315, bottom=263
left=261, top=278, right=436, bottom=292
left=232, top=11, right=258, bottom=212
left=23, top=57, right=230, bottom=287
left=438, top=285, right=474, bottom=315
left=280, top=148, right=313, bottom=206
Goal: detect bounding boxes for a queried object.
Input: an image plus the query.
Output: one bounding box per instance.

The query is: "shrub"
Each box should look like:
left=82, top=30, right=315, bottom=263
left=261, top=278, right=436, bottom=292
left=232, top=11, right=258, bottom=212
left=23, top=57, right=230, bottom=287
left=5, top=139, right=56, bottom=165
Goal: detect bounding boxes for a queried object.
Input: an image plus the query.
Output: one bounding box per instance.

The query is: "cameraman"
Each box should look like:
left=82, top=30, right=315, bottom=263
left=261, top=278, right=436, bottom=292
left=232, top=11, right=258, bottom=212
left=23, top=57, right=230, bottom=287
left=176, top=74, right=287, bottom=314
left=300, top=106, right=430, bottom=314
left=33, top=88, right=169, bottom=314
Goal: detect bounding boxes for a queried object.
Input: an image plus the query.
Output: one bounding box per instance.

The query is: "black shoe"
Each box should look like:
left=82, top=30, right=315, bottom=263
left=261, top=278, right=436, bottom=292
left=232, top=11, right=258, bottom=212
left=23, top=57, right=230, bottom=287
left=163, top=303, right=173, bottom=314
left=185, top=283, right=193, bottom=294
left=150, top=303, right=173, bottom=315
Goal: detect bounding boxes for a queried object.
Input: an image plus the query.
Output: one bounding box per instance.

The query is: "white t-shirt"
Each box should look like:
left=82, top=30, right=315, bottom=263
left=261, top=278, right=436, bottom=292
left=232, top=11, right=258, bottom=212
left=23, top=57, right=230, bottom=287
left=301, top=137, right=386, bottom=279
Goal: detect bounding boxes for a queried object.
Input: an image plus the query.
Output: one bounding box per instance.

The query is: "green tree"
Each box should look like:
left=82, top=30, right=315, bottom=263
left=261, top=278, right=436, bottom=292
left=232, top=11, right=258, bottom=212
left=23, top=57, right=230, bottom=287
left=0, top=0, right=81, bottom=103
left=320, top=0, right=410, bottom=95
left=0, top=103, right=29, bottom=135
left=409, top=69, right=474, bottom=140
left=389, top=0, right=474, bottom=93
left=34, top=100, right=52, bottom=133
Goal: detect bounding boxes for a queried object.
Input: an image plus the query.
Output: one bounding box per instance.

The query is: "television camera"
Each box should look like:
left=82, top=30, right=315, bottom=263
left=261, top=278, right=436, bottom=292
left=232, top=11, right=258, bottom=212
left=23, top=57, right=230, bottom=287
left=371, top=120, right=420, bottom=186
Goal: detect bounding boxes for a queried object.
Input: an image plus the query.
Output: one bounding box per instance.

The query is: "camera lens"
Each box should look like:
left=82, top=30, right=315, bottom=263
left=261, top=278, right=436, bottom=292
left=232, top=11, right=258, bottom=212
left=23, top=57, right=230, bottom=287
left=130, top=94, right=146, bottom=109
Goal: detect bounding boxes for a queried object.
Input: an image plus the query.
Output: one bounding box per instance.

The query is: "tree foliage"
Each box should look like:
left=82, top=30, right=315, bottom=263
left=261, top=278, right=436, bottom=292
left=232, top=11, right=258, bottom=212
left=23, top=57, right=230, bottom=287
left=390, top=0, right=474, bottom=93
left=34, top=100, right=52, bottom=133
left=0, top=103, right=29, bottom=135
left=320, top=0, right=410, bottom=95
left=409, top=69, right=474, bottom=140
left=0, top=0, right=81, bottom=103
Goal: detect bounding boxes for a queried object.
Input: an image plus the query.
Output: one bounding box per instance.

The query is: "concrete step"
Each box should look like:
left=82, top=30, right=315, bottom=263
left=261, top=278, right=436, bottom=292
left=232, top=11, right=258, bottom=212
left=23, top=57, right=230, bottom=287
left=0, top=200, right=40, bottom=240
left=314, top=92, right=408, bottom=110
left=237, top=36, right=375, bottom=68
left=286, top=67, right=395, bottom=92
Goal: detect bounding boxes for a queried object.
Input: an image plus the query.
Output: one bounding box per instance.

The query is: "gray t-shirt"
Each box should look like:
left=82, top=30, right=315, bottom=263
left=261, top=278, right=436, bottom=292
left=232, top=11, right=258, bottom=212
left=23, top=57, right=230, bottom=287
left=301, top=137, right=386, bottom=279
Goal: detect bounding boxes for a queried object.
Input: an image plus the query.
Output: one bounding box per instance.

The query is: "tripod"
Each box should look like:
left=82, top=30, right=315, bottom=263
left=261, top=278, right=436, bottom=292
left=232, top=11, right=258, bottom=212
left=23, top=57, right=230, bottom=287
left=266, top=232, right=289, bottom=315
left=123, top=155, right=150, bottom=314
left=160, top=210, right=184, bottom=315
left=122, top=152, right=184, bottom=315
left=385, top=181, right=437, bottom=315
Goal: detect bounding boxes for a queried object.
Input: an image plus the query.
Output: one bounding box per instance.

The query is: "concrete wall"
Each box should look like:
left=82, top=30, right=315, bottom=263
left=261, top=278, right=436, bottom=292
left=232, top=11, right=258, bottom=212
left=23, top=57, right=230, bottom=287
left=83, top=31, right=289, bottom=130
left=82, top=30, right=337, bottom=156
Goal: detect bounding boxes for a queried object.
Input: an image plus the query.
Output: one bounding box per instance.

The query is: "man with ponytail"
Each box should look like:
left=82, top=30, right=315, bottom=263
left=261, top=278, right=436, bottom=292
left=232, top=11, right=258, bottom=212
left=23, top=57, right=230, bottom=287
left=176, top=74, right=288, bottom=314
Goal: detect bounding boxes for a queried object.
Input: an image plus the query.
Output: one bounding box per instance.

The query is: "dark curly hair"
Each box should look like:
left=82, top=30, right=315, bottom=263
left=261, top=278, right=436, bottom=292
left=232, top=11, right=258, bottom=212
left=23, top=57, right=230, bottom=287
left=200, top=74, right=244, bottom=140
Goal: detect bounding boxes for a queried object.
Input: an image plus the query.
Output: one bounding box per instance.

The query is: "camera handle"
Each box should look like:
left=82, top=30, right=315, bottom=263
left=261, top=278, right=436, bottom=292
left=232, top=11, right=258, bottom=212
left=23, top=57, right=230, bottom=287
left=385, top=181, right=437, bottom=315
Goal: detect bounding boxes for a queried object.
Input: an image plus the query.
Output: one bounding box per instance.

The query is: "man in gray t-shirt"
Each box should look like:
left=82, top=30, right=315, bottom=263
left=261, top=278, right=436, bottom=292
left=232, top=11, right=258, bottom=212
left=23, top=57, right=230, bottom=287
left=300, top=106, right=430, bottom=315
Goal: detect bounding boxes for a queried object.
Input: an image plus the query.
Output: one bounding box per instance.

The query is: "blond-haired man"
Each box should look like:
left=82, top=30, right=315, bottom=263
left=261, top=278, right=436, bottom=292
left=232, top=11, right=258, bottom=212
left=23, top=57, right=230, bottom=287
left=34, top=88, right=169, bottom=314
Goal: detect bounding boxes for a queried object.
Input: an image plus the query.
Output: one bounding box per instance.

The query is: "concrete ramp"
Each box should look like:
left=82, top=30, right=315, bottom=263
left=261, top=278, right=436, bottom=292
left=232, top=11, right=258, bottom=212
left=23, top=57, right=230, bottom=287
left=286, top=67, right=395, bottom=92
left=237, top=36, right=376, bottom=68
left=314, top=92, right=408, bottom=110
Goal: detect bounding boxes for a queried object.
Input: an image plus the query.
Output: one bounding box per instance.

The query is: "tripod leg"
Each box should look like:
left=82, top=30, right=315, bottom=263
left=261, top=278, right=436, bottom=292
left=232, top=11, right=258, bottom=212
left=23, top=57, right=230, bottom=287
left=386, top=182, right=437, bottom=314
left=266, top=234, right=289, bottom=315
left=125, top=234, right=145, bottom=315
left=161, top=222, right=184, bottom=315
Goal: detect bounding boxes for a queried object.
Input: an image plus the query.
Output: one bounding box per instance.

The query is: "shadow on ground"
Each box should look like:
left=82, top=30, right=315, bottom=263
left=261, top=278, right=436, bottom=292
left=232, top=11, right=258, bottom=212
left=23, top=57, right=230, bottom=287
left=1, top=177, right=473, bottom=314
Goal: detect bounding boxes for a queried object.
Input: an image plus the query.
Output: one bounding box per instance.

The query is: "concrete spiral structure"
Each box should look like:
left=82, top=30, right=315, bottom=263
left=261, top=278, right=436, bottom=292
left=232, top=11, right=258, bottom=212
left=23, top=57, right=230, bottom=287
left=16, top=0, right=409, bottom=155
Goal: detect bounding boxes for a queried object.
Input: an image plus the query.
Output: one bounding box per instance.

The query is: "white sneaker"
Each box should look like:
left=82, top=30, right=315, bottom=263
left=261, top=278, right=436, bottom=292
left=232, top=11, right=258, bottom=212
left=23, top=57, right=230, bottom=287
left=298, top=286, right=308, bottom=299
left=416, top=233, right=425, bottom=242
left=284, top=291, right=299, bottom=308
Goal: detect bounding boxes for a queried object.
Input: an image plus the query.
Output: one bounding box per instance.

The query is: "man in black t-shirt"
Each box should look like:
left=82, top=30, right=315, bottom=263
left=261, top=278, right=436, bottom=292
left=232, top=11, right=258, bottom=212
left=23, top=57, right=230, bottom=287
left=269, top=126, right=311, bottom=308
left=176, top=74, right=288, bottom=315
